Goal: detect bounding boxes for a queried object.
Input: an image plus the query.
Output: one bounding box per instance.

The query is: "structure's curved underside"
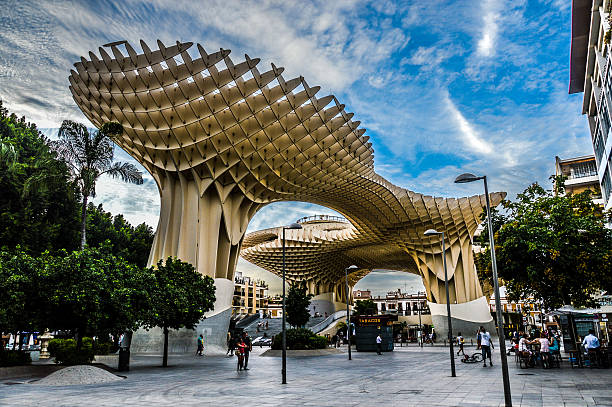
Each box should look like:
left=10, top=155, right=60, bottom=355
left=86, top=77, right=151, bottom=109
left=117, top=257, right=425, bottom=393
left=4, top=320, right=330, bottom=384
left=70, top=39, right=504, bottom=351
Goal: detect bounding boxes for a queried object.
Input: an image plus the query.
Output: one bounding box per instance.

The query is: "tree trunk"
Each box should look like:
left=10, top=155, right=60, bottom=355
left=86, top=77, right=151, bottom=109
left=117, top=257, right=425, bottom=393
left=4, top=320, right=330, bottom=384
left=80, top=194, right=88, bottom=249
left=17, top=332, right=22, bottom=351
left=162, top=326, right=169, bottom=367
left=76, top=328, right=82, bottom=351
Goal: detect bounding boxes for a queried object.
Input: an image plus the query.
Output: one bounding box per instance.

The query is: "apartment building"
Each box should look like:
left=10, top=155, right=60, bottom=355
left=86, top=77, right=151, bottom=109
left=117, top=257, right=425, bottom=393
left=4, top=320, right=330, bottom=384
left=570, top=0, right=612, bottom=211
left=232, top=271, right=268, bottom=317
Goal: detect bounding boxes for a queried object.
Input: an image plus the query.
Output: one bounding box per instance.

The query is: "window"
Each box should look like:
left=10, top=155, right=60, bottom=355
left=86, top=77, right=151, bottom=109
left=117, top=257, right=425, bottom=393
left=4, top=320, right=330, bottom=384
left=569, top=160, right=597, bottom=178
left=600, top=99, right=611, bottom=143
left=594, top=123, right=605, bottom=166
left=602, top=167, right=612, bottom=204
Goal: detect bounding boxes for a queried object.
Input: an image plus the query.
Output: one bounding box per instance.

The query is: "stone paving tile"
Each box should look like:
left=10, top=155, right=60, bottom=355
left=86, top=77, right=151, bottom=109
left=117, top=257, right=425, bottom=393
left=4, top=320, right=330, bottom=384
left=0, top=345, right=611, bottom=406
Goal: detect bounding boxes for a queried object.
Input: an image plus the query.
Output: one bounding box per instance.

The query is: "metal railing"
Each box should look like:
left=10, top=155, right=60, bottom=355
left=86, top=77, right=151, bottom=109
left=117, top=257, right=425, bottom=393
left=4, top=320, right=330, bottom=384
left=296, top=214, right=348, bottom=224
left=310, top=310, right=347, bottom=333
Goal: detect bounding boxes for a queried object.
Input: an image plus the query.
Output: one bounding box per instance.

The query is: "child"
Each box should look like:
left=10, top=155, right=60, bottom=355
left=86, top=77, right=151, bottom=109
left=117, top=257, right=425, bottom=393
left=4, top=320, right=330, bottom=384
left=236, top=338, right=246, bottom=370
left=456, top=332, right=465, bottom=356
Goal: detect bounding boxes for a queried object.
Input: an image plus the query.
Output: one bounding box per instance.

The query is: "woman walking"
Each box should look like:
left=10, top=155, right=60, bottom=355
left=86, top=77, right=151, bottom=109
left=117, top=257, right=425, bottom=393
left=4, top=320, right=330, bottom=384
left=236, top=338, right=247, bottom=371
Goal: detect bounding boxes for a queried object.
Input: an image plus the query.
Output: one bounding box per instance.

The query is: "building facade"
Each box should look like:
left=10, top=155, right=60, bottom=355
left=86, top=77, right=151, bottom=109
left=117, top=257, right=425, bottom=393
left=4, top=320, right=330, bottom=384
left=232, top=272, right=268, bottom=318
left=363, top=289, right=431, bottom=317
left=570, top=0, right=612, bottom=211
left=555, top=155, right=604, bottom=205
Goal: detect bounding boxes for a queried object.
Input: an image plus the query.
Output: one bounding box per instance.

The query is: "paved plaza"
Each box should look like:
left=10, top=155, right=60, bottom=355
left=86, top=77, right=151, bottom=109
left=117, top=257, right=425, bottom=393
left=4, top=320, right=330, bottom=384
left=1, top=346, right=611, bottom=406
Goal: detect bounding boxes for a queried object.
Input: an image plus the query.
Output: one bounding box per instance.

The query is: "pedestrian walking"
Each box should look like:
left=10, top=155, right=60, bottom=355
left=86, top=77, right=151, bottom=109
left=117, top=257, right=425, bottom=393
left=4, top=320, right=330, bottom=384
left=456, top=332, right=465, bottom=356
left=376, top=333, right=383, bottom=355
left=227, top=333, right=235, bottom=357
left=242, top=331, right=252, bottom=370
left=236, top=338, right=246, bottom=370
left=479, top=326, right=493, bottom=367
left=196, top=334, right=204, bottom=356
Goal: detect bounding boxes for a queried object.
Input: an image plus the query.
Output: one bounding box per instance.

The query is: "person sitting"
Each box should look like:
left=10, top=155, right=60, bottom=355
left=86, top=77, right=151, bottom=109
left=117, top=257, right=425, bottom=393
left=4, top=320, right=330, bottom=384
left=582, top=329, right=601, bottom=367
left=548, top=335, right=561, bottom=367
left=518, top=333, right=535, bottom=368
left=535, top=332, right=550, bottom=368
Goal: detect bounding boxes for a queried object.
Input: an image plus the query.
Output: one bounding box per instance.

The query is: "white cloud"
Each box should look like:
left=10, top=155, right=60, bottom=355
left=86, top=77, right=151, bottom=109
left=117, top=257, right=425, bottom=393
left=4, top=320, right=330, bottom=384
left=477, top=0, right=501, bottom=57
left=445, top=95, right=493, bottom=155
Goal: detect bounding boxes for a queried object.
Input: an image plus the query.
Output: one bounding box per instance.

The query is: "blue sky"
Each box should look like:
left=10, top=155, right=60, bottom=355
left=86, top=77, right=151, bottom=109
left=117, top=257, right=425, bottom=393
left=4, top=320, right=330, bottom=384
left=0, top=0, right=592, bottom=294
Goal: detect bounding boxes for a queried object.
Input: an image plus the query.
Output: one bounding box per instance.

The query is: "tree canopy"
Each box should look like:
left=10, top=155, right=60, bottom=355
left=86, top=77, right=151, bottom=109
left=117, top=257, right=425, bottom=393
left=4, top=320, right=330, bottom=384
left=0, top=100, right=81, bottom=254
left=142, top=257, right=216, bottom=366
left=0, top=246, right=152, bottom=349
left=285, top=282, right=313, bottom=328
left=477, top=178, right=612, bottom=310
left=86, top=203, right=154, bottom=268
left=353, top=299, right=377, bottom=316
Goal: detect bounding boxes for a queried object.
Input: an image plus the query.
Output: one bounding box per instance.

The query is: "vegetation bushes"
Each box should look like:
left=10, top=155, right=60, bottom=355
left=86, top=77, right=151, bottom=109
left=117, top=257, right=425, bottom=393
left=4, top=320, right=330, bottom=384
left=48, top=338, right=95, bottom=365
left=271, top=328, right=328, bottom=350
left=0, top=350, right=31, bottom=367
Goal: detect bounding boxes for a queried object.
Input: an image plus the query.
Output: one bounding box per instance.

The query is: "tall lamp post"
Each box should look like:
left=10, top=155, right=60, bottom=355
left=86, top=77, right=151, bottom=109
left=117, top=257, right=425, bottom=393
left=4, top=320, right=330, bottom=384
left=424, top=229, right=456, bottom=378
left=282, top=222, right=302, bottom=384
left=455, top=173, right=512, bottom=407
left=345, top=265, right=358, bottom=360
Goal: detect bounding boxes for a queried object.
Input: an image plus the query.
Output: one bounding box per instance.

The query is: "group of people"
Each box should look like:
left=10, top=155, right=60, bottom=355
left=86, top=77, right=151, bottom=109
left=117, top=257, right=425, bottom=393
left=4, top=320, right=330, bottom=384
left=226, top=331, right=253, bottom=371
left=512, top=330, right=561, bottom=368
left=255, top=321, right=268, bottom=332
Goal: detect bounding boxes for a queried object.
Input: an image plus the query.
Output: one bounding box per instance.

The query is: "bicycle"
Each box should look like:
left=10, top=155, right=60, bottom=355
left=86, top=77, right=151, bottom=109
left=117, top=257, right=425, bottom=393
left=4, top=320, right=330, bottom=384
left=460, top=352, right=483, bottom=364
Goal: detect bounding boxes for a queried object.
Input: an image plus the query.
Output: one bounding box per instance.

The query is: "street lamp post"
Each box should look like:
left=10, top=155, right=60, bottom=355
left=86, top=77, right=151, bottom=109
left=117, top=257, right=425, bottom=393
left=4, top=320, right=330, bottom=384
left=424, top=229, right=456, bottom=377
left=455, top=173, right=512, bottom=407
left=345, top=265, right=358, bottom=360
left=282, top=222, right=302, bottom=385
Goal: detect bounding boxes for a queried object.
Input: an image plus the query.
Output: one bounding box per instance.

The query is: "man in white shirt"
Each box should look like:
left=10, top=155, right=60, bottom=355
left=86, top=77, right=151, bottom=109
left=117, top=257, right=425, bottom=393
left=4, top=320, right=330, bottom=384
left=479, top=326, right=493, bottom=367
left=376, top=333, right=383, bottom=355
left=582, top=329, right=600, bottom=350
left=583, top=329, right=601, bottom=367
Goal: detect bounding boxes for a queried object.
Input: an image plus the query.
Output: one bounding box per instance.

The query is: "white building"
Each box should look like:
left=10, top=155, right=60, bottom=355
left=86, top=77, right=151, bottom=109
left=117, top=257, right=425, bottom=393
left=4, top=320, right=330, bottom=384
left=570, top=0, right=612, bottom=211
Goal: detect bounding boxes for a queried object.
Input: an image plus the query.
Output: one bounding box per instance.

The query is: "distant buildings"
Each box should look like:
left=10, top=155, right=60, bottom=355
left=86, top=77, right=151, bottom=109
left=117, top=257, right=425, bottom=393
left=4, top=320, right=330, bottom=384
left=569, top=0, right=612, bottom=211
left=232, top=271, right=268, bottom=318
left=355, top=289, right=430, bottom=317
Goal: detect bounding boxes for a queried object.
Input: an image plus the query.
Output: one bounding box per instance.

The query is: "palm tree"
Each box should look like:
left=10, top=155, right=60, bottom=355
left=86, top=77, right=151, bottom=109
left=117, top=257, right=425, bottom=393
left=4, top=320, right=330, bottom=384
left=54, top=121, right=143, bottom=248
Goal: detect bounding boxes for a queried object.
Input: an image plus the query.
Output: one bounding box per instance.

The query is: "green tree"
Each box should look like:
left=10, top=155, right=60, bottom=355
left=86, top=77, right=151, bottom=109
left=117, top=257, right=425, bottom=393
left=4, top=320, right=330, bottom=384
left=0, top=101, right=81, bottom=253
left=353, top=299, right=376, bottom=315
left=285, top=282, right=313, bottom=328
left=54, top=120, right=143, bottom=249
left=477, top=178, right=612, bottom=310
left=142, top=257, right=216, bottom=367
left=0, top=249, right=46, bottom=347
left=44, top=246, right=151, bottom=350
left=86, top=203, right=154, bottom=268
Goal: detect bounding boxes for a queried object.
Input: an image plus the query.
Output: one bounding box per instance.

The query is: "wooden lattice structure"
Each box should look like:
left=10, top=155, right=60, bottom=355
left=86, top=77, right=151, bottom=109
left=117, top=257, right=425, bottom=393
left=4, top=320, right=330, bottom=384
left=70, top=39, right=504, bottom=312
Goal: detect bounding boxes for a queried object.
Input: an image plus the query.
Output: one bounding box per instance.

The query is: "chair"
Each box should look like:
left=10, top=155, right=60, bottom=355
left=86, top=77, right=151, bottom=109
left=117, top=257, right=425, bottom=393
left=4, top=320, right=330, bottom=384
left=568, top=350, right=582, bottom=368
left=518, top=351, right=532, bottom=369
left=550, top=351, right=562, bottom=368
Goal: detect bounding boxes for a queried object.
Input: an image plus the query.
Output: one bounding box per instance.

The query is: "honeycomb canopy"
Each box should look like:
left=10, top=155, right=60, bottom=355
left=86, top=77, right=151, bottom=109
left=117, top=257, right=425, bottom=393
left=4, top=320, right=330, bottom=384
left=69, top=39, right=506, bottom=309
left=69, top=39, right=375, bottom=204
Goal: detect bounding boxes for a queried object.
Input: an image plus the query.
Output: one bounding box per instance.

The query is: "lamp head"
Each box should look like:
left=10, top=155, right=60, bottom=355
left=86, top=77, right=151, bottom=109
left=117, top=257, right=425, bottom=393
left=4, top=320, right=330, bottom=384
left=424, top=229, right=441, bottom=236
left=454, top=173, right=482, bottom=184
left=285, top=223, right=303, bottom=230
left=345, top=265, right=359, bottom=271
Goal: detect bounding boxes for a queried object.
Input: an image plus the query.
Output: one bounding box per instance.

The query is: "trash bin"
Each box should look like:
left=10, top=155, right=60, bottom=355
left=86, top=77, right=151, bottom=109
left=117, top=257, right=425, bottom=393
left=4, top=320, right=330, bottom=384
left=29, top=351, right=40, bottom=362
left=118, top=348, right=130, bottom=371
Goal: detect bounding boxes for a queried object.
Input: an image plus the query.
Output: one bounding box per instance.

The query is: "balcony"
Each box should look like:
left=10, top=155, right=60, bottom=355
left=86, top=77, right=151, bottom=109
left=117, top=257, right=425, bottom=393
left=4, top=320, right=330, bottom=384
left=565, top=174, right=599, bottom=186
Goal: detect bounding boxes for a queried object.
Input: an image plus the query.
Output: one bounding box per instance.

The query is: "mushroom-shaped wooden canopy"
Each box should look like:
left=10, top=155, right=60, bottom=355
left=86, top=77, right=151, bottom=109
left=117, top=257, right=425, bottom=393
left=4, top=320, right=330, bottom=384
left=69, top=40, right=505, bottom=307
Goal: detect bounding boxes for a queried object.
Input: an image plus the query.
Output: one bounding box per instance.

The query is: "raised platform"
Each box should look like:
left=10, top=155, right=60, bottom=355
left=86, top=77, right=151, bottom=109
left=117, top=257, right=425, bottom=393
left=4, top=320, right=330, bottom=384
left=260, top=348, right=342, bottom=357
